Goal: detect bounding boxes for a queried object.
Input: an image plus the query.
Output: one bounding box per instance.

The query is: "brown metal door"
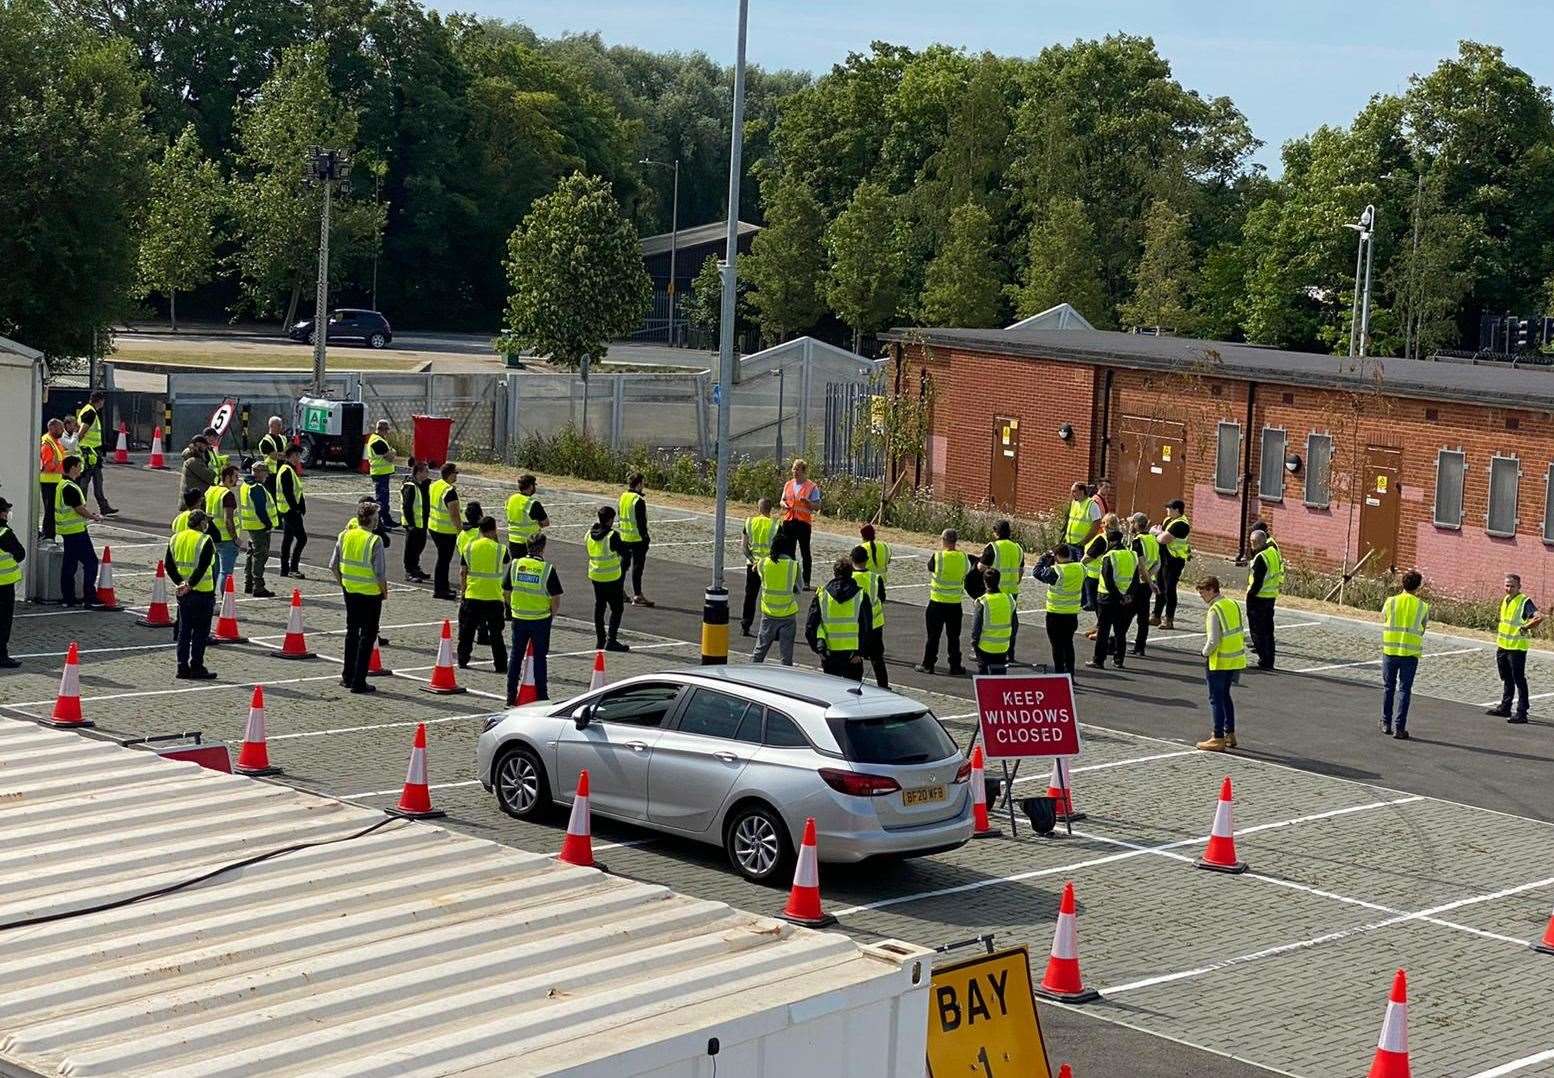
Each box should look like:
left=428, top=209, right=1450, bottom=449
left=1358, top=446, right=1403, bottom=572
left=1114, top=416, right=1186, bottom=518
left=989, top=417, right=1019, bottom=510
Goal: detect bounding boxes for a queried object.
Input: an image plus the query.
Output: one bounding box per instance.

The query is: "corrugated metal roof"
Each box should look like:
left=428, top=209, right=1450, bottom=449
left=640, top=220, right=761, bottom=258
left=0, top=720, right=927, bottom=1078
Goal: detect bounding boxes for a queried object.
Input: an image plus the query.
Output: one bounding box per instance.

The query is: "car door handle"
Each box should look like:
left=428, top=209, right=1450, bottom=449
left=713, top=751, right=739, bottom=763
left=627, top=741, right=650, bottom=753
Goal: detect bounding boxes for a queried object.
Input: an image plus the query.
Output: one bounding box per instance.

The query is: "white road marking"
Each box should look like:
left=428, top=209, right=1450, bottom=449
left=261, top=711, right=498, bottom=741
left=9, top=642, right=178, bottom=659
left=1295, top=646, right=1480, bottom=673
left=1156, top=619, right=1324, bottom=640
left=1468, top=1049, right=1554, bottom=1078
left=342, top=780, right=483, bottom=799
left=0, top=671, right=347, bottom=709
left=1476, top=690, right=1554, bottom=708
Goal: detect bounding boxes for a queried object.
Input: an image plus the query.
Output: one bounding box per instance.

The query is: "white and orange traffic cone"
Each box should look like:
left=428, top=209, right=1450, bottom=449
left=211, top=575, right=244, bottom=643
left=781, top=817, right=837, bottom=928
left=589, top=649, right=606, bottom=691
left=1195, top=776, right=1248, bottom=874
left=513, top=642, right=538, bottom=705
left=970, top=746, right=1001, bottom=839
left=1044, top=757, right=1084, bottom=822
left=110, top=421, right=130, bottom=465
left=275, top=589, right=314, bottom=659
left=46, top=642, right=90, bottom=728
left=367, top=641, right=390, bottom=677
left=385, top=722, right=445, bottom=819
left=1367, top=969, right=1411, bottom=1078
left=1532, top=908, right=1554, bottom=955
left=1033, top=881, right=1099, bottom=1003
left=234, top=686, right=281, bottom=776
left=92, top=546, right=122, bottom=611
left=137, top=560, right=175, bottom=627
left=558, top=770, right=600, bottom=869
left=144, top=426, right=168, bottom=470
left=422, top=619, right=464, bottom=694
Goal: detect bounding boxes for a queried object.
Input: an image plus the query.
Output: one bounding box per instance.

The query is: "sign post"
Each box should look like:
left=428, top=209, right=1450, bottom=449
left=973, top=673, right=1082, bottom=838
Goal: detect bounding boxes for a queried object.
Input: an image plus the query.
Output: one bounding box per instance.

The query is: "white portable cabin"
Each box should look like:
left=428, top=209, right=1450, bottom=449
left=0, top=336, right=44, bottom=597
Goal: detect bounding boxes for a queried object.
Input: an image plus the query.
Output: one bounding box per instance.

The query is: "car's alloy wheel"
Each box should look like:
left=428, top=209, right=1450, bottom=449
left=727, top=805, right=792, bottom=883
left=495, top=748, right=549, bottom=819
left=368, top=332, right=387, bottom=349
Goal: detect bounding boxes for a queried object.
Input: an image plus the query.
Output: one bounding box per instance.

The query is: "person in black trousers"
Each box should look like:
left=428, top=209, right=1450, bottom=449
left=165, top=510, right=217, bottom=680
left=588, top=505, right=631, bottom=652
left=277, top=446, right=308, bottom=577
left=1032, top=547, right=1082, bottom=675
left=1087, top=530, right=1137, bottom=670
left=331, top=503, right=388, bottom=693
left=400, top=458, right=430, bottom=581
left=0, top=497, right=24, bottom=667
left=618, top=473, right=653, bottom=606
left=1151, top=500, right=1191, bottom=629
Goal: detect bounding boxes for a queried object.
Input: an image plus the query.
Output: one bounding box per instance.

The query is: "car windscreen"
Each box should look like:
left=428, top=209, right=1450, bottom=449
left=826, top=711, right=956, bottom=765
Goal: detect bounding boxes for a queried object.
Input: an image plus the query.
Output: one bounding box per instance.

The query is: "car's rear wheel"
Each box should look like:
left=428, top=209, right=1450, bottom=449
left=306, top=330, right=317, bottom=346
left=367, top=332, right=387, bottom=349
left=494, top=746, right=551, bottom=819
left=724, top=803, right=794, bottom=884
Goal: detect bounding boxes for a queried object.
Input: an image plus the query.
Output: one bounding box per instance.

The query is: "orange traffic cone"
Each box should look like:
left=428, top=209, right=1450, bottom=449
left=212, top=575, right=245, bottom=643
left=422, top=619, right=465, bottom=694
left=145, top=426, right=168, bottom=470
left=589, top=649, right=606, bottom=691
left=275, top=589, right=314, bottom=659
left=234, top=686, right=281, bottom=776
left=385, top=722, right=445, bottom=819
left=781, top=817, right=836, bottom=928
left=47, top=642, right=91, bottom=728
left=92, top=546, right=122, bottom=611
left=557, top=770, right=601, bottom=868
left=970, top=746, right=1001, bottom=839
left=1532, top=908, right=1554, bottom=955
left=1033, top=881, right=1099, bottom=1003
left=138, top=560, right=175, bottom=627
left=367, top=641, right=390, bottom=677
left=1367, top=969, right=1411, bottom=1078
left=1058, top=1067, right=1074, bottom=1078
left=110, top=421, right=130, bottom=465
left=1195, top=776, right=1248, bottom=874
left=513, top=642, right=538, bottom=705
left=1044, top=757, right=1085, bottom=823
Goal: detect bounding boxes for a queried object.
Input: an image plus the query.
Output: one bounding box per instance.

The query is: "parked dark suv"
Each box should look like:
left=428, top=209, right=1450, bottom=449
left=289, top=308, right=394, bottom=348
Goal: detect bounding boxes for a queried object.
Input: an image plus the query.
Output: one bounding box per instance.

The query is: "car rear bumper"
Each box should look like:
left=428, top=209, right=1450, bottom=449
left=812, top=804, right=974, bottom=863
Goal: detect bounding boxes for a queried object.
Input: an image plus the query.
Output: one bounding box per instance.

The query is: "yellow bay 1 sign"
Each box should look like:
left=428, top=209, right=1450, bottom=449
left=926, top=946, right=1051, bottom=1077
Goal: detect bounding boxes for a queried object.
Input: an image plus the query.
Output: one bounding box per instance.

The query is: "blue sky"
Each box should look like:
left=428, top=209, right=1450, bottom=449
left=457, top=0, right=1554, bottom=173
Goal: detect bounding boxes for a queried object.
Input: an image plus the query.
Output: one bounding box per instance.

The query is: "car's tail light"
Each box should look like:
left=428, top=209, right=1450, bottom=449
left=953, top=760, right=973, bottom=784
left=819, top=768, right=902, bottom=797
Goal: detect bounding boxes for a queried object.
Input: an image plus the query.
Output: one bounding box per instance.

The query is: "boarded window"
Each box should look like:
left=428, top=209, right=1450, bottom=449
left=1544, top=465, right=1554, bottom=543
left=1214, top=422, right=1240, bottom=494
left=1304, top=433, right=1333, bottom=507
left=1488, top=455, right=1520, bottom=537
left=1433, top=450, right=1464, bottom=528
left=1258, top=427, right=1286, bottom=501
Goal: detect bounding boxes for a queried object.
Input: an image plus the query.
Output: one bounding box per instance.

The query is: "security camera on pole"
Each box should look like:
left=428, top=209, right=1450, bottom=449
left=1345, top=204, right=1377, bottom=359
left=305, top=147, right=353, bottom=398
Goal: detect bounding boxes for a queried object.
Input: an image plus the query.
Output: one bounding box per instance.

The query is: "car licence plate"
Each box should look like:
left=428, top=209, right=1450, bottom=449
left=902, top=785, right=947, bottom=807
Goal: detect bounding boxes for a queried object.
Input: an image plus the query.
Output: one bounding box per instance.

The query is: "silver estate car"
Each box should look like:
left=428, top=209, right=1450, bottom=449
left=476, top=665, right=973, bottom=883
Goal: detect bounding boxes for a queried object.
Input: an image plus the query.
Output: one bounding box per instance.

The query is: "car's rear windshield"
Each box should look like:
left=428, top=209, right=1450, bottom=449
left=826, top=711, right=956, bottom=765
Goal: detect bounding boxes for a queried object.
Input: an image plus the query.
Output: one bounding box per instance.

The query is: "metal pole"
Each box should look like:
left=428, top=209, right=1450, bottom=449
left=703, top=0, right=748, bottom=666
left=312, top=176, right=332, bottom=397
left=1347, top=228, right=1365, bottom=358
left=775, top=365, right=785, bottom=467
left=1359, top=212, right=1376, bottom=358
left=668, top=159, right=679, bottom=347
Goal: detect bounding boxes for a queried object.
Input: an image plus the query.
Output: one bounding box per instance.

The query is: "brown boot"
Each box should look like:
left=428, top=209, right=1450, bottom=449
left=1148, top=614, right=1162, bottom=627
left=1162, top=618, right=1175, bottom=631
left=1196, top=736, right=1227, bottom=752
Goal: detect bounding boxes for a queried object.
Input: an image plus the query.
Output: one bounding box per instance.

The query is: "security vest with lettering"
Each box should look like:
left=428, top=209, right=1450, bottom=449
left=1382, top=593, right=1428, bottom=658
left=618, top=490, right=644, bottom=542
left=745, top=514, right=775, bottom=563
left=505, top=492, right=539, bottom=544
left=1252, top=543, right=1284, bottom=599
left=865, top=540, right=891, bottom=581
left=463, top=535, right=506, bottom=601
left=990, top=539, right=1023, bottom=595
left=239, top=482, right=268, bottom=533
left=0, top=527, right=20, bottom=588
left=1498, top=594, right=1533, bottom=652
left=977, top=592, right=1014, bottom=655
left=365, top=433, right=394, bottom=477
left=1207, top=597, right=1247, bottom=671
left=1163, top=515, right=1192, bottom=560
left=337, top=526, right=382, bottom=596
left=759, top=557, right=799, bottom=618
left=275, top=463, right=302, bottom=515
left=39, top=434, right=64, bottom=485
left=204, top=485, right=234, bottom=541
left=428, top=478, right=457, bottom=534
left=507, top=556, right=553, bottom=620
left=1064, top=498, right=1094, bottom=545
left=1099, top=547, right=1137, bottom=596
left=54, top=480, right=88, bottom=536
left=1135, top=533, right=1161, bottom=576
left=930, top=549, right=969, bottom=605
left=817, top=589, right=859, bottom=652
left=586, top=531, right=622, bottom=583
left=853, top=568, right=885, bottom=628
left=1044, top=561, right=1085, bottom=615
left=402, top=480, right=428, bottom=529
left=172, top=528, right=214, bottom=593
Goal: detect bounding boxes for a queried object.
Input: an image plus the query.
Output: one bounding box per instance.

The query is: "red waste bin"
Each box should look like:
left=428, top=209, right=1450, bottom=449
left=412, top=414, right=453, bottom=466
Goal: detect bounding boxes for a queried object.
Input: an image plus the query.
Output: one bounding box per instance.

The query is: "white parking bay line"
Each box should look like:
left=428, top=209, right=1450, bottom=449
left=1476, top=689, right=1554, bottom=708
left=1158, top=619, right=1323, bottom=640
left=264, top=711, right=497, bottom=741
left=1296, top=646, right=1481, bottom=674
left=1468, top=1048, right=1554, bottom=1078
left=342, top=780, right=483, bottom=799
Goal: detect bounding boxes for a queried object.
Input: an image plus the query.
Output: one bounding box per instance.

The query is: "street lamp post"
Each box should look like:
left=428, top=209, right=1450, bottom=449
left=1345, top=204, right=1376, bottom=359
left=305, top=147, right=352, bottom=397
left=641, top=157, right=681, bottom=346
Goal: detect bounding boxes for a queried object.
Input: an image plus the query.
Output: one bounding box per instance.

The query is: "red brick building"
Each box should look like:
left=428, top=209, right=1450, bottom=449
left=884, top=327, right=1554, bottom=598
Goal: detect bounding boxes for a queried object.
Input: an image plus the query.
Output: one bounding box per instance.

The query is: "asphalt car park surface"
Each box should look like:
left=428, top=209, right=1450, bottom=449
left=6, top=464, right=1554, bottom=1077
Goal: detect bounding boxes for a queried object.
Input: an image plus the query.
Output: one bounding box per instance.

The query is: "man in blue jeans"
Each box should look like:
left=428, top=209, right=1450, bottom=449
left=1380, top=571, right=1429, bottom=739
left=1196, top=577, right=1246, bottom=752
left=504, top=532, right=562, bottom=704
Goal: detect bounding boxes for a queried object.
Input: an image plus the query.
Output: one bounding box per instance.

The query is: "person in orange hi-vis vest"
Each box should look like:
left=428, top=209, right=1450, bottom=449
left=38, top=418, right=66, bottom=542
left=780, top=458, right=821, bottom=591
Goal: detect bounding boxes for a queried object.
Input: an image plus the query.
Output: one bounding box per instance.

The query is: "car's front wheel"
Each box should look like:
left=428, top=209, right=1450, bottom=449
left=494, top=746, right=551, bottom=819
left=367, top=332, right=387, bottom=349
left=724, top=802, right=795, bottom=884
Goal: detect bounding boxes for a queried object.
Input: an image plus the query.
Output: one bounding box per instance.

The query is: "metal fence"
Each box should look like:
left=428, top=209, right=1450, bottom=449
left=823, top=380, right=886, bottom=479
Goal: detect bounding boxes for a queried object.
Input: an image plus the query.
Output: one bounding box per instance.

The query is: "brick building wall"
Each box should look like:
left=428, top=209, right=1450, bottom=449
left=899, top=343, right=1554, bottom=599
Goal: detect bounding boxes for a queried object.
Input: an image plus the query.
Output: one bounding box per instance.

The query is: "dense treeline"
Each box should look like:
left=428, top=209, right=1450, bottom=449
left=4, top=0, right=1554, bottom=363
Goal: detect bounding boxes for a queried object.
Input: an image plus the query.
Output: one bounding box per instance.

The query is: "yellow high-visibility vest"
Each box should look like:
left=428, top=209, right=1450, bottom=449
left=1498, top=594, right=1533, bottom=652
left=428, top=478, right=457, bottom=534
left=618, top=490, right=644, bottom=542
left=172, top=528, right=215, bottom=593
left=1207, top=598, right=1247, bottom=671
left=463, top=536, right=506, bottom=601
left=930, top=550, right=969, bottom=605
left=817, top=590, right=860, bottom=652
left=990, top=538, right=1023, bottom=595
left=977, top=593, right=1014, bottom=655
left=1382, top=593, right=1428, bottom=658
left=337, top=526, right=382, bottom=595
left=1044, top=562, right=1084, bottom=615
left=759, top=557, right=799, bottom=618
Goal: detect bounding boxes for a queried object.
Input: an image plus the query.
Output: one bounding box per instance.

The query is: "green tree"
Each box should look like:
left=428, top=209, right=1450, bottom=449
left=1194, top=244, right=1250, bottom=341
left=1006, top=196, right=1109, bottom=325
left=825, top=181, right=905, bottom=351
left=686, top=255, right=724, bottom=335
left=138, top=126, right=224, bottom=331
left=0, top=0, right=149, bottom=363
left=918, top=201, right=1002, bottom=327
left=500, top=171, right=650, bottom=368
left=1119, top=200, right=1197, bottom=333
left=744, top=177, right=827, bottom=343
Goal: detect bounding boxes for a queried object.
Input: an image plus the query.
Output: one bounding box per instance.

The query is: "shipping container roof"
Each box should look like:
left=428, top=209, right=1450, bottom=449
left=884, top=326, right=1554, bottom=411
left=0, top=720, right=925, bottom=1078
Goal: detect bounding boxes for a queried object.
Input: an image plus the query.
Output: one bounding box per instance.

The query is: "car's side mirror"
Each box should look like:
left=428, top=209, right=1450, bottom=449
left=572, top=704, right=593, bottom=730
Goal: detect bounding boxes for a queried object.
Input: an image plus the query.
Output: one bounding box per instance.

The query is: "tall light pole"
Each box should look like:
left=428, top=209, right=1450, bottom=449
left=641, top=158, right=681, bottom=346
left=306, top=147, right=352, bottom=397
left=702, top=0, right=748, bottom=666
left=1345, top=204, right=1376, bottom=359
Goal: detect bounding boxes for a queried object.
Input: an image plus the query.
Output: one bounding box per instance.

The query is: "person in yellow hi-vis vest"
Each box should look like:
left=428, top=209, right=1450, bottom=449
left=751, top=535, right=800, bottom=666
left=1034, top=545, right=1084, bottom=675
left=740, top=497, right=776, bottom=636
left=363, top=420, right=398, bottom=531
left=1246, top=530, right=1283, bottom=671
left=330, top=502, right=388, bottom=694
left=1196, top=577, right=1247, bottom=752
left=850, top=544, right=888, bottom=688
left=457, top=516, right=509, bottom=672
left=805, top=556, right=873, bottom=682
left=504, top=473, right=549, bottom=559
left=56, top=455, right=101, bottom=607
left=1488, top=572, right=1544, bottom=725
left=427, top=461, right=461, bottom=599
left=165, top=509, right=217, bottom=680
left=0, top=496, right=26, bottom=668
left=504, top=532, right=563, bottom=704
left=916, top=529, right=970, bottom=676
left=618, top=471, right=653, bottom=607
left=587, top=504, right=630, bottom=652
left=971, top=567, right=1015, bottom=676
left=1380, top=571, right=1428, bottom=739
